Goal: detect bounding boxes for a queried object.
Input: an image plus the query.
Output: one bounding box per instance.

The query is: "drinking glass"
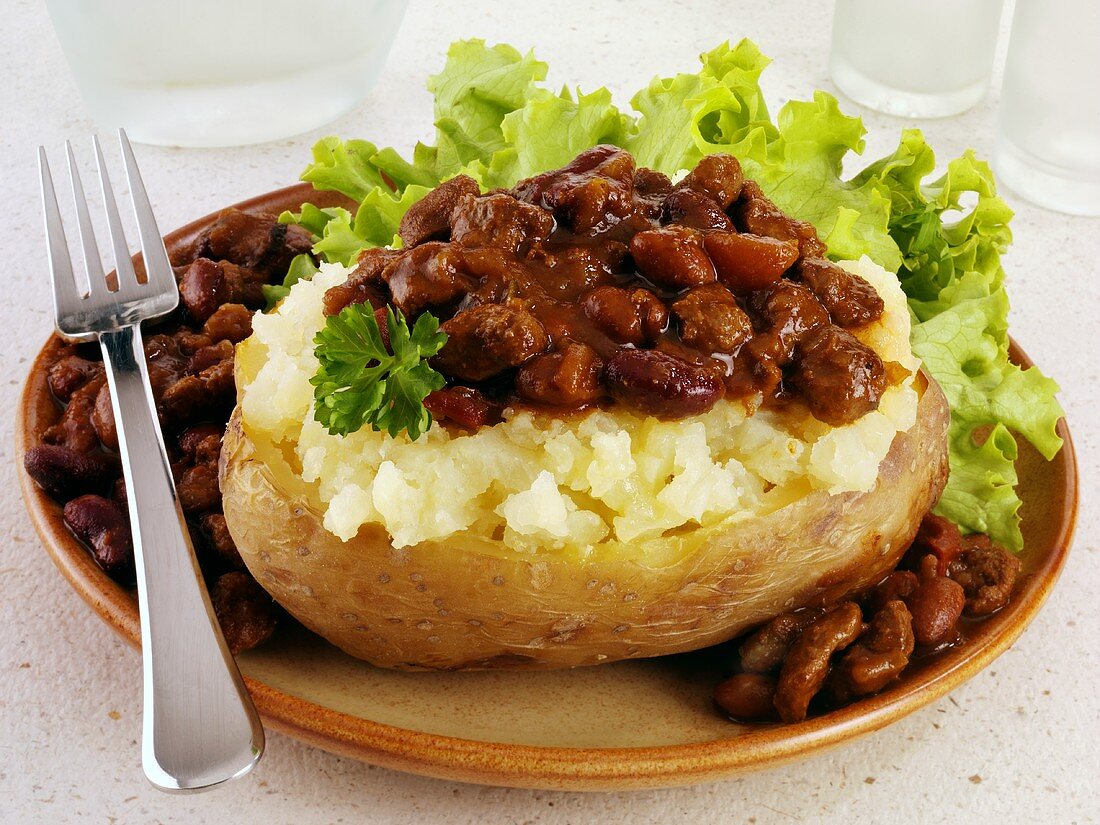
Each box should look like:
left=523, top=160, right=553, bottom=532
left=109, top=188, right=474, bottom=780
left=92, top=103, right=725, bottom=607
left=829, top=0, right=1004, bottom=118
left=994, top=0, right=1100, bottom=216
left=46, top=0, right=410, bottom=147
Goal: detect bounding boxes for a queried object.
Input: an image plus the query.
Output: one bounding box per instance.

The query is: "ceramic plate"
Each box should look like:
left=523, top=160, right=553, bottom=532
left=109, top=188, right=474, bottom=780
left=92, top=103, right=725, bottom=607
left=17, top=183, right=1079, bottom=790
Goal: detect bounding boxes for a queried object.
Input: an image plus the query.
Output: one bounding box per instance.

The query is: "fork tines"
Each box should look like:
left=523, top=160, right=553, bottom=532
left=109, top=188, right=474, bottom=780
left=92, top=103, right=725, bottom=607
left=38, top=130, right=178, bottom=339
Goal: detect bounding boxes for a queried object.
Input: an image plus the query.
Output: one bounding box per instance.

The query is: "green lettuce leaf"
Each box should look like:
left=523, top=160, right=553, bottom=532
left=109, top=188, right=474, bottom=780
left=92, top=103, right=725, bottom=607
left=284, top=38, right=1064, bottom=549
left=483, top=87, right=630, bottom=187
left=428, top=39, right=548, bottom=180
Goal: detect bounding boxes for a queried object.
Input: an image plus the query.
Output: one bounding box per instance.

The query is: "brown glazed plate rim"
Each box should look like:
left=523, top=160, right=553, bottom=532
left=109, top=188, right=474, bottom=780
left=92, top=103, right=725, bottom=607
left=16, top=182, right=1080, bottom=790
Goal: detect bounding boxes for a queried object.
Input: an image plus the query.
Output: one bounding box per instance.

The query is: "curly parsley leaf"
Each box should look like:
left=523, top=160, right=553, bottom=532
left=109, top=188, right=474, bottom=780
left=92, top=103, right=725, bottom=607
left=311, top=305, right=448, bottom=440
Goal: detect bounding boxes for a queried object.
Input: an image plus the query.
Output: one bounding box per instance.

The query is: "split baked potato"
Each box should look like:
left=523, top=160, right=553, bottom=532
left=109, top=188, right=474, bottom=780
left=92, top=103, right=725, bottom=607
left=220, top=370, right=947, bottom=670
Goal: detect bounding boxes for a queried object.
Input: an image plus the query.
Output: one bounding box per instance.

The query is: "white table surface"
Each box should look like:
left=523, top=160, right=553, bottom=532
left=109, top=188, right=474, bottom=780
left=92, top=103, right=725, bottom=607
left=1, top=1, right=1097, bottom=822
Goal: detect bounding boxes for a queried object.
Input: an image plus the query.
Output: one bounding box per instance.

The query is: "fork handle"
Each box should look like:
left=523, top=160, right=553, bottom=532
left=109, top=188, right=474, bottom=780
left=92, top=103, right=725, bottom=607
left=99, top=325, right=264, bottom=791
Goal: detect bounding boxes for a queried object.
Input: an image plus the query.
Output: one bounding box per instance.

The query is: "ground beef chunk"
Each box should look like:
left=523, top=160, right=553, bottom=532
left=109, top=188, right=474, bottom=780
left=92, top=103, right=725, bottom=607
left=433, top=304, right=549, bottom=381
left=789, top=325, right=886, bottom=426
left=739, top=608, right=827, bottom=674
left=512, top=145, right=638, bottom=233
left=42, top=375, right=105, bottom=453
left=733, top=180, right=827, bottom=258
left=451, top=193, right=554, bottom=253
left=90, top=382, right=117, bottom=451
left=399, top=174, right=481, bottom=248
left=794, top=257, right=884, bottom=328
left=662, top=189, right=734, bottom=232
left=671, top=284, right=753, bottom=354
left=382, top=242, right=473, bottom=318
left=192, top=208, right=313, bottom=277
left=774, top=603, right=863, bottom=722
left=323, top=247, right=401, bottom=316
left=829, top=600, right=915, bottom=702
left=202, top=303, right=253, bottom=343
left=200, top=513, right=244, bottom=570
left=948, top=538, right=1022, bottom=617
left=676, top=152, right=744, bottom=208
left=47, top=353, right=102, bottom=403
left=211, top=572, right=278, bottom=655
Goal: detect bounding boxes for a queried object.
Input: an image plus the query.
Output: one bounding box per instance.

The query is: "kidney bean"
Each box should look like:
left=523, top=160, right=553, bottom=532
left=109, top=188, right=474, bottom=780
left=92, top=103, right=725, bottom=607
left=662, top=189, right=734, bottom=232
left=516, top=343, right=604, bottom=408
left=63, top=494, right=133, bottom=582
left=739, top=607, right=827, bottom=674
left=582, top=285, right=668, bottom=346
left=774, top=602, right=863, bottom=723
left=830, top=600, right=915, bottom=702
left=904, top=513, right=964, bottom=575
left=704, top=232, right=800, bottom=294
left=630, top=226, right=717, bottom=289
left=24, top=444, right=118, bottom=499
left=603, top=349, right=723, bottom=418
left=714, top=673, right=777, bottom=721
left=906, top=555, right=965, bottom=647
left=178, top=258, right=229, bottom=322
left=90, top=382, right=118, bottom=451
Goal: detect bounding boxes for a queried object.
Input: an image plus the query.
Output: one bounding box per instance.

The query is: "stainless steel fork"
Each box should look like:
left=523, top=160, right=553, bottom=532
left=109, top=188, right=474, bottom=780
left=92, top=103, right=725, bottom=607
left=38, top=130, right=264, bottom=792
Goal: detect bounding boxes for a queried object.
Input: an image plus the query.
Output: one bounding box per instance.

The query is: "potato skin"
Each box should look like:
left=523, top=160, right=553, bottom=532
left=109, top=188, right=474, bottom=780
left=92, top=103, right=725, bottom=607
left=220, top=373, right=949, bottom=671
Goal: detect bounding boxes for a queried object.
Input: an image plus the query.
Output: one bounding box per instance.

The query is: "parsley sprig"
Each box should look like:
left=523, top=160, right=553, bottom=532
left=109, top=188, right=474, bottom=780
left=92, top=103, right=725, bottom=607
left=311, top=304, right=448, bottom=440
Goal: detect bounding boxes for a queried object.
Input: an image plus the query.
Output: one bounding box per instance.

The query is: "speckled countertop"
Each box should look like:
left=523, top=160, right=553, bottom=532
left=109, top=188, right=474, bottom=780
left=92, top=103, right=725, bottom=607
left=1, top=1, right=1096, bottom=822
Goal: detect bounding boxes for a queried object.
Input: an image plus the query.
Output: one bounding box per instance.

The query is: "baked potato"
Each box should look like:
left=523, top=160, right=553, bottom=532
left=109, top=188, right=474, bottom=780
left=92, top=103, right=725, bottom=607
left=220, top=148, right=952, bottom=671
left=221, top=368, right=947, bottom=671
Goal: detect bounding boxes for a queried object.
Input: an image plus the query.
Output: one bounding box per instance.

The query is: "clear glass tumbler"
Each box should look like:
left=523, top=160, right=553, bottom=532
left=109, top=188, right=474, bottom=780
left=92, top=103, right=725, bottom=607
left=46, top=0, right=410, bottom=148
left=829, top=0, right=1004, bottom=118
left=994, top=0, right=1100, bottom=216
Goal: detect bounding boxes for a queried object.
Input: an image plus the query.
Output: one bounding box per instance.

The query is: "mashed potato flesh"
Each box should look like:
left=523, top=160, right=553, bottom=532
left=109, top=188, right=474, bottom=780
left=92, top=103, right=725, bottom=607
left=240, top=256, right=919, bottom=556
